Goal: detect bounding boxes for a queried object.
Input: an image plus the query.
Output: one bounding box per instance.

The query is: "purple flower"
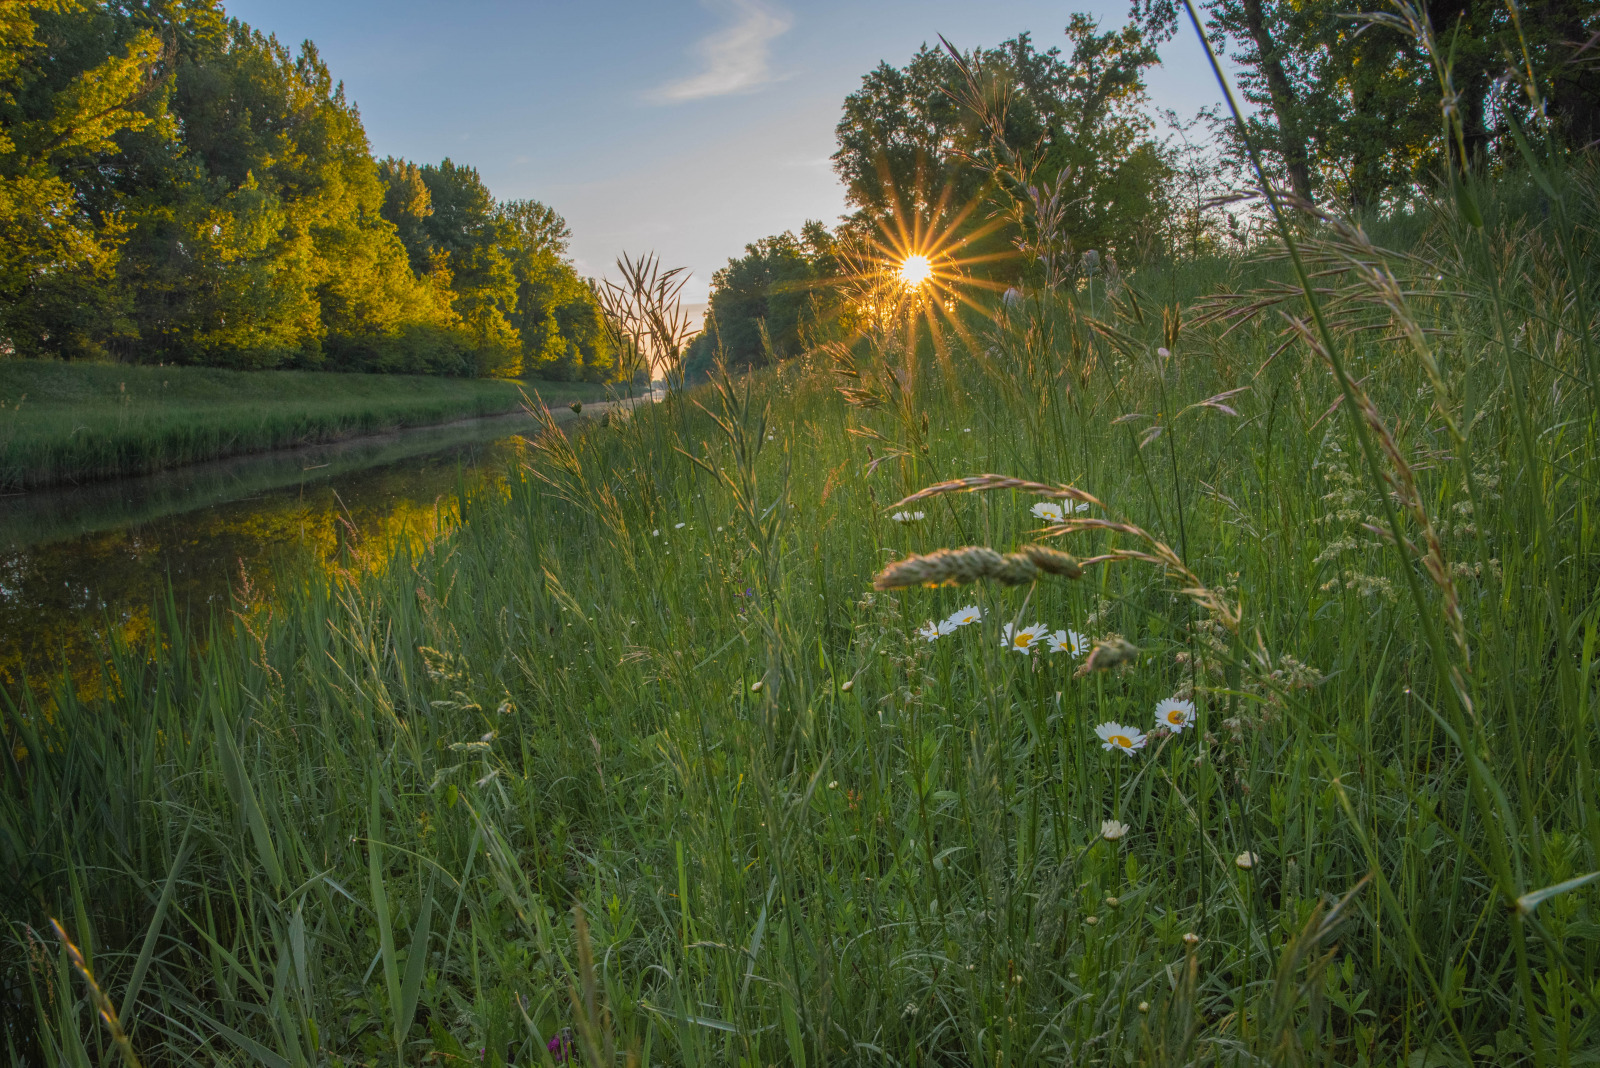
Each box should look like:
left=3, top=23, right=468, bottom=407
left=547, top=1029, right=573, bottom=1064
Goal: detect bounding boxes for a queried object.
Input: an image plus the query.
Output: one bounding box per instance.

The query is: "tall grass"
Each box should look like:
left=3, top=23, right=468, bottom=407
left=5, top=162, right=1600, bottom=1068
left=0, top=361, right=610, bottom=491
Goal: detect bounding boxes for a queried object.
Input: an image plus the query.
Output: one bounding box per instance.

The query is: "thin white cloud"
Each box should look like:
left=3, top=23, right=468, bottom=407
left=651, top=0, right=792, bottom=103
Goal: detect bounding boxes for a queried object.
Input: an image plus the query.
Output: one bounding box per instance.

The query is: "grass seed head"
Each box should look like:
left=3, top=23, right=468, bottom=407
left=873, top=544, right=1082, bottom=589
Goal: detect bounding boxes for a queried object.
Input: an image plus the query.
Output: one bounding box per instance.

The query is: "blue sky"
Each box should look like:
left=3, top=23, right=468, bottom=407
left=225, top=0, right=1228, bottom=302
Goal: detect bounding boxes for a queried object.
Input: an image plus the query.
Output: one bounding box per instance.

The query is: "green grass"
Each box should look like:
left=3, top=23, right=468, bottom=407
left=4, top=167, right=1600, bottom=1067
left=0, top=361, right=614, bottom=490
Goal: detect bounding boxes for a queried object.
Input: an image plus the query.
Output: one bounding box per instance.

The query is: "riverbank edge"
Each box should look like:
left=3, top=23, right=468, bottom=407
left=0, top=363, right=620, bottom=492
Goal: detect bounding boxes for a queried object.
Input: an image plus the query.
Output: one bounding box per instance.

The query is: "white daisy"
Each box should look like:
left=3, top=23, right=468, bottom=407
left=1095, top=721, right=1147, bottom=755
left=891, top=510, right=926, bottom=522
left=674, top=522, right=686, bottom=529
left=1100, top=819, right=1129, bottom=841
left=1044, top=629, right=1089, bottom=656
left=943, top=605, right=982, bottom=629
left=1031, top=500, right=1089, bottom=522
left=917, top=621, right=941, bottom=642
left=1002, top=623, right=1048, bottom=654
left=1155, top=698, right=1196, bottom=733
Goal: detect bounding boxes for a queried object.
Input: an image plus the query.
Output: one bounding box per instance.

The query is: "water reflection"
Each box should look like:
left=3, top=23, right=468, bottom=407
left=0, top=413, right=546, bottom=705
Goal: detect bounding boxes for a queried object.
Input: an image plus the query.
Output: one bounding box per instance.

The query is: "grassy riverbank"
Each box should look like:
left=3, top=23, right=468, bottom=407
left=6, top=170, right=1600, bottom=1065
left=0, top=361, right=614, bottom=490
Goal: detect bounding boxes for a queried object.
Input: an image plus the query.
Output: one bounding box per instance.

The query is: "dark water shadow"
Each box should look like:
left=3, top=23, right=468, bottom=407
left=0, top=407, right=583, bottom=704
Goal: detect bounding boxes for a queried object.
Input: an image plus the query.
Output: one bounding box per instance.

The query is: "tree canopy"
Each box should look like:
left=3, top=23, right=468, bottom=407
left=0, top=0, right=614, bottom=380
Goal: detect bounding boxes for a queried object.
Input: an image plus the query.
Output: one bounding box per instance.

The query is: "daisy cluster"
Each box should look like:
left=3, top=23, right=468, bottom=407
left=1001, top=622, right=1087, bottom=657
left=1094, top=698, right=1196, bottom=756
left=917, top=604, right=983, bottom=641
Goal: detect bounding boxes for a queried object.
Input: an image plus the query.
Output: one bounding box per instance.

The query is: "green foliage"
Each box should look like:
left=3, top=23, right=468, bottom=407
left=686, top=221, right=838, bottom=375
left=0, top=2, right=611, bottom=379
left=1138, top=0, right=1600, bottom=206
left=832, top=23, right=1170, bottom=266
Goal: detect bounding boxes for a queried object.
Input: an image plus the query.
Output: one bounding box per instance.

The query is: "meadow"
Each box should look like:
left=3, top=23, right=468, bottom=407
left=0, top=361, right=610, bottom=491
left=4, top=162, right=1600, bottom=1067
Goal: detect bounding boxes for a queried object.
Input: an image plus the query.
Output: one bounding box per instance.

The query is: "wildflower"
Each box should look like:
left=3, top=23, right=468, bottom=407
left=1138, top=1002, right=1150, bottom=1013
left=1030, top=500, right=1089, bottom=522
left=1095, top=722, right=1146, bottom=755
left=652, top=529, right=660, bottom=537
left=943, top=605, right=982, bottom=629
left=1105, top=896, right=1119, bottom=907
left=1155, top=698, right=1196, bottom=733
left=917, top=621, right=941, bottom=642
left=750, top=679, right=764, bottom=693
left=1182, top=932, right=1200, bottom=946
left=548, top=1030, right=573, bottom=1064
left=1085, top=915, right=1098, bottom=925
left=903, top=1002, right=919, bottom=1017
left=840, top=679, right=854, bottom=692
left=675, top=522, right=686, bottom=529
left=891, top=510, right=926, bottom=522
left=1100, top=819, right=1129, bottom=840
left=828, top=780, right=838, bottom=789
left=1235, top=851, right=1259, bottom=870
left=1002, top=622, right=1048, bottom=654
left=1044, top=628, right=1088, bottom=656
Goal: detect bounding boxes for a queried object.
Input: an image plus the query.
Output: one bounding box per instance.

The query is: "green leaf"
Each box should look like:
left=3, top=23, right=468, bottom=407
left=396, top=872, right=436, bottom=1046
left=368, top=781, right=403, bottom=1052
left=118, top=826, right=193, bottom=1029
left=181, top=1003, right=291, bottom=1068
left=1517, top=871, right=1600, bottom=915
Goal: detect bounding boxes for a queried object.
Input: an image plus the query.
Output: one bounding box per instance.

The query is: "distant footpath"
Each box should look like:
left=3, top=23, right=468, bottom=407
left=0, top=361, right=616, bottom=492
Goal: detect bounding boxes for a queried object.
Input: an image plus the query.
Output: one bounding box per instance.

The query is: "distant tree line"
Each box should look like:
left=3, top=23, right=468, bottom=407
left=0, top=0, right=614, bottom=379
left=695, top=5, right=1598, bottom=372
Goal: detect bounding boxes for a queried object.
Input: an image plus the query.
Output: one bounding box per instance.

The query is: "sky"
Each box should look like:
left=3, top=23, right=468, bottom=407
left=225, top=0, right=1229, bottom=304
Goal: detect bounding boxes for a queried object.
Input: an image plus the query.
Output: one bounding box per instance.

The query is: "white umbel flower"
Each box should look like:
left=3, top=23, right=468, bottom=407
left=1095, top=721, right=1147, bottom=755
left=891, top=510, right=926, bottom=522
left=1155, top=697, right=1196, bottom=733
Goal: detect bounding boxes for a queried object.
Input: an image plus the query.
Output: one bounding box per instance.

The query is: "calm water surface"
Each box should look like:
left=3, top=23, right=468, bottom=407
left=0, top=410, right=560, bottom=703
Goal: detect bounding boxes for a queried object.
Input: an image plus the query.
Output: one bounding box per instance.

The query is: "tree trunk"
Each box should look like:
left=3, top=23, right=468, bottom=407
left=1238, top=0, right=1315, bottom=203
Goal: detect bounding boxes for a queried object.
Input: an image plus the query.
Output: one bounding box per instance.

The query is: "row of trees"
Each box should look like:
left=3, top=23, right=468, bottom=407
left=695, top=3, right=1598, bottom=371
left=0, top=0, right=614, bottom=379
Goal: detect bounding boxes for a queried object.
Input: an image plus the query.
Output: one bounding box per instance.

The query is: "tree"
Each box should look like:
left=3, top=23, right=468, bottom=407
left=832, top=21, right=1168, bottom=272
left=1139, top=0, right=1600, bottom=207
left=0, top=0, right=164, bottom=358
left=686, top=221, right=839, bottom=375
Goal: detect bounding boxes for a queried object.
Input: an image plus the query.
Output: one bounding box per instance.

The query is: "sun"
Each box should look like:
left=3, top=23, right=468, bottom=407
left=898, top=254, right=933, bottom=288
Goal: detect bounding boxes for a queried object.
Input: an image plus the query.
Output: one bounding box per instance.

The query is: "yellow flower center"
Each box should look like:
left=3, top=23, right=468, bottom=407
left=1166, top=711, right=1184, bottom=724
left=1110, top=735, right=1132, bottom=748
left=1014, top=635, right=1031, bottom=647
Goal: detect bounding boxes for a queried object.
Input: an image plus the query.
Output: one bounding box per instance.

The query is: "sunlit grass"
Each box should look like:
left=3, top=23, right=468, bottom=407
left=4, top=166, right=1600, bottom=1065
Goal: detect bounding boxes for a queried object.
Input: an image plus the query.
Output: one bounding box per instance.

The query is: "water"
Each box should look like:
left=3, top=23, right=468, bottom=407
left=0, top=409, right=569, bottom=704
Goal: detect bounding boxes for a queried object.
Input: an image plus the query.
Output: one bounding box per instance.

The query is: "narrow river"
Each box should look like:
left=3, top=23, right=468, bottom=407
left=0, top=404, right=617, bottom=705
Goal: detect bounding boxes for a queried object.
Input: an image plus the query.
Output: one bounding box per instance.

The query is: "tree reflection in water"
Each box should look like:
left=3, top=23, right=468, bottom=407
left=0, top=433, right=527, bottom=707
